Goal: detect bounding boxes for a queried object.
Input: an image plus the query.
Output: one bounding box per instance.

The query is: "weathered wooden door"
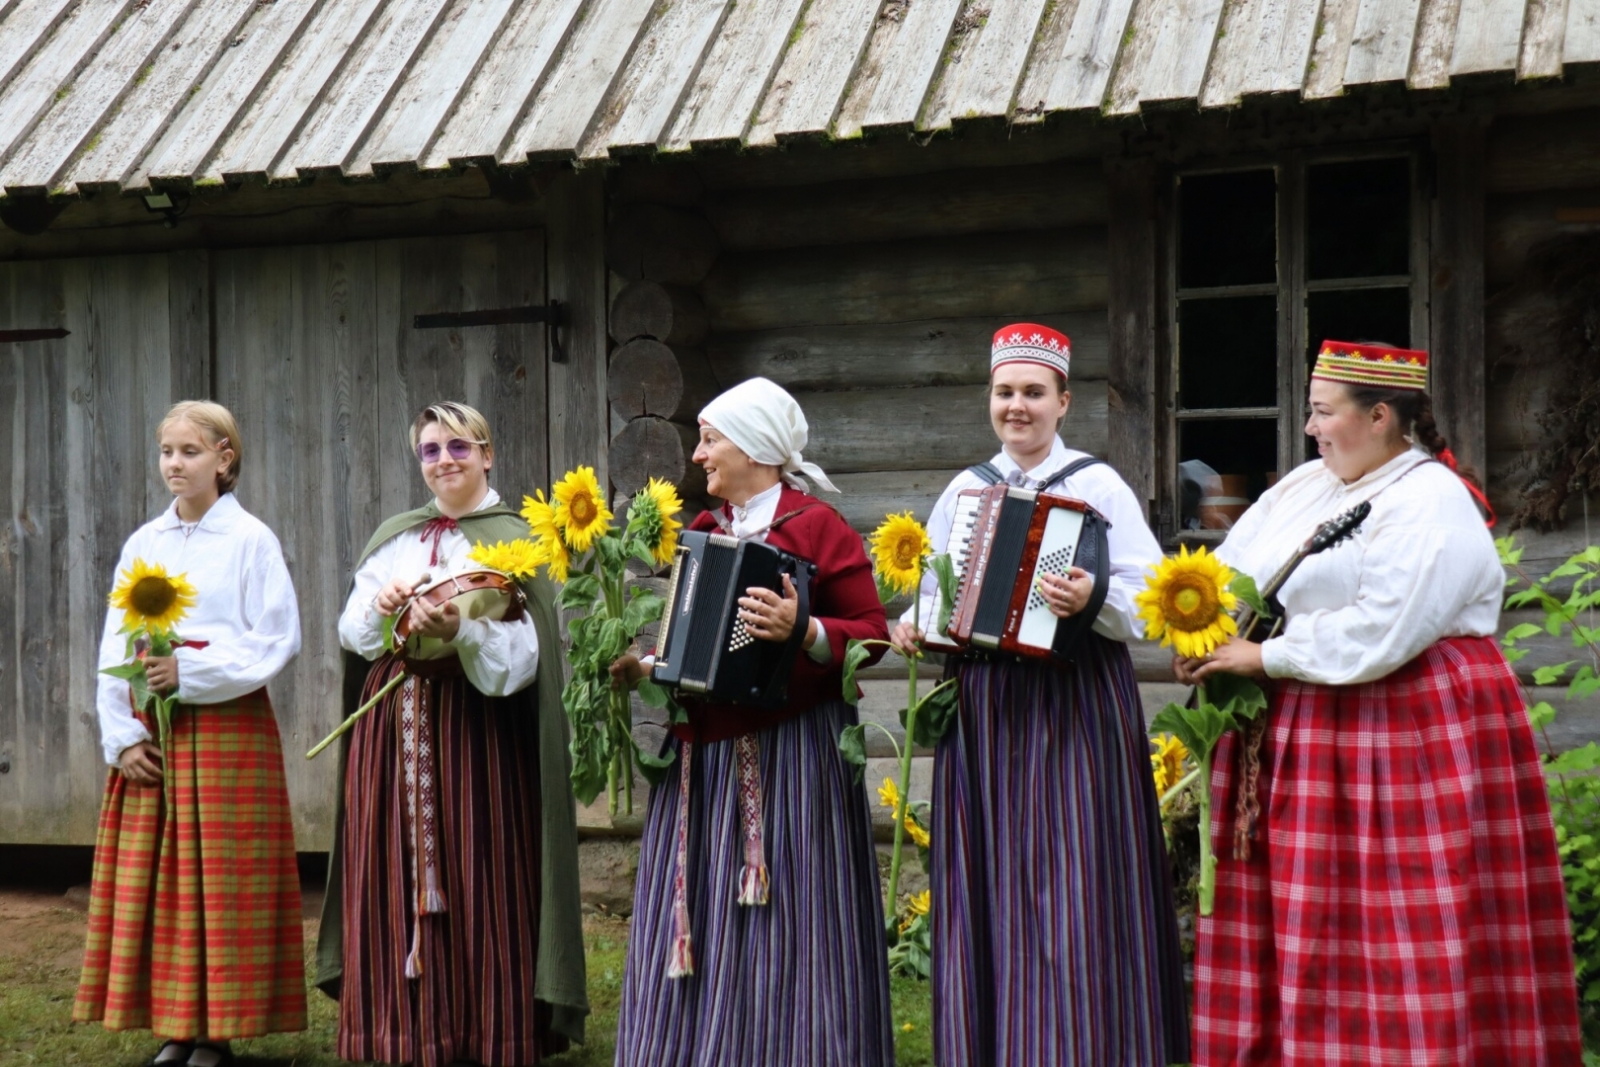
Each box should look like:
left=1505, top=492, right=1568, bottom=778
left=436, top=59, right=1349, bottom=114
left=0, top=253, right=210, bottom=843
left=214, top=231, right=548, bottom=847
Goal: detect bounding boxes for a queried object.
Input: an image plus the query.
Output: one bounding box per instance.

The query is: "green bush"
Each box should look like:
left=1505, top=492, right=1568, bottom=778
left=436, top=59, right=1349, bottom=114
left=1498, top=538, right=1600, bottom=1046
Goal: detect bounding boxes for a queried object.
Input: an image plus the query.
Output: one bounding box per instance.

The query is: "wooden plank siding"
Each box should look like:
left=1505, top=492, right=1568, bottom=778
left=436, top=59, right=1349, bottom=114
left=835, top=0, right=964, bottom=138
left=921, top=0, right=1054, bottom=131
left=0, top=253, right=210, bottom=844
left=1106, top=0, right=1228, bottom=113
left=740, top=0, right=872, bottom=146
left=669, top=0, right=809, bottom=150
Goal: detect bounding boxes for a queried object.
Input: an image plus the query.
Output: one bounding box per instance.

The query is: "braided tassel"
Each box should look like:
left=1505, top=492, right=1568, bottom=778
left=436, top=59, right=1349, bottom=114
left=734, top=733, right=769, bottom=906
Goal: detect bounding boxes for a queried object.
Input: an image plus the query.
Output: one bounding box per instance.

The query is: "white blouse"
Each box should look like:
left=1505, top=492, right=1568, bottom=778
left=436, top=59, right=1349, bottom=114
left=338, top=489, right=540, bottom=698
left=95, top=493, right=302, bottom=766
left=1216, top=449, right=1502, bottom=685
left=905, top=437, right=1164, bottom=643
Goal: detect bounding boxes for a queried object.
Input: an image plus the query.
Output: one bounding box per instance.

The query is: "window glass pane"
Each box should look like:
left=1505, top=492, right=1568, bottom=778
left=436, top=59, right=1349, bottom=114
left=1304, top=286, right=1411, bottom=376
left=1178, top=295, right=1277, bottom=409
left=1306, top=158, right=1409, bottom=280
left=1178, top=419, right=1279, bottom=530
left=1303, top=286, right=1412, bottom=460
left=1178, top=170, right=1276, bottom=288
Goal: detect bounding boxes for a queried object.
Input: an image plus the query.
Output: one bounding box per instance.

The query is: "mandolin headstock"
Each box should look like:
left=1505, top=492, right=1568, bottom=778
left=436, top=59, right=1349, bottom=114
left=1306, top=501, right=1371, bottom=555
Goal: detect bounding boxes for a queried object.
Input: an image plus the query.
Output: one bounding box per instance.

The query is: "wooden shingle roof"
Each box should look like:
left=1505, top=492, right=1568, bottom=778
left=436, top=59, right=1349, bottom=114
left=1, top=0, right=1596, bottom=198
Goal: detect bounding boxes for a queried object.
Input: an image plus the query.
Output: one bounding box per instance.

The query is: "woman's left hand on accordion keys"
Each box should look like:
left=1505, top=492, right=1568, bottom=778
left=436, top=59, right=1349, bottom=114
left=738, top=573, right=819, bottom=648
left=1036, top=568, right=1095, bottom=619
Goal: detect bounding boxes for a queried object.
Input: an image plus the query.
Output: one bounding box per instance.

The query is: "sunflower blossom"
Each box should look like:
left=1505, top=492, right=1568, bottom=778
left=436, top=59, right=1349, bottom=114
left=1135, top=545, right=1239, bottom=659
left=878, top=777, right=901, bottom=812
left=628, top=477, right=684, bottom=566
left=900, top=888, right=932, bottom=932
left=522, top=490, right=571, bottom=583
left=905, top=815, right=931, bottom=849
left=552, top=466, right=613, bottom=552
left=108, top=559, right=197, bottom=632
left=467, top=538, right=543, bottom=580
left=1150, top=732, right=1190, bottom=794
left=870, top=512, right=930, bottom=596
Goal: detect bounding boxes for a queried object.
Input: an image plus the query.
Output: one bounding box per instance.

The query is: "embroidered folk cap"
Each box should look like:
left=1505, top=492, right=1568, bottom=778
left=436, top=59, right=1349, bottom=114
left=991, top=323, right=1071, bottom=381
left=1311, top=339, right=1429, bottom=392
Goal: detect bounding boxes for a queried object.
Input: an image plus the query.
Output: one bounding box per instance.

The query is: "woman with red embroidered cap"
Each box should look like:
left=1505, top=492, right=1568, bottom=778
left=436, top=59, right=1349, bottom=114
left=609, top=377, right=894, bottom=1067
left=1180, top=341, right=1581, bottom=1066
left=75, top=402, right=305, bottom=1067
left=315, top=401, right=588, bottom=1067
left=890, top=325, right=1191, bottom=1067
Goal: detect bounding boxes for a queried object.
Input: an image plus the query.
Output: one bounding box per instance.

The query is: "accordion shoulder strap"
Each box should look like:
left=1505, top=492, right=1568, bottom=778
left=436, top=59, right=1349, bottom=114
left=966, top=461, right=1006, bottom=485
left=1035, top=455, right=1106, bottom=491
left=966, top=455, right=1106, bottom=491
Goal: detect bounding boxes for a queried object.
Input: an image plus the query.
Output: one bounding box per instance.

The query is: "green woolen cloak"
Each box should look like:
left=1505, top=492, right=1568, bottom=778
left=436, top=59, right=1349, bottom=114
left=312, top=500, right=588, bottom=1045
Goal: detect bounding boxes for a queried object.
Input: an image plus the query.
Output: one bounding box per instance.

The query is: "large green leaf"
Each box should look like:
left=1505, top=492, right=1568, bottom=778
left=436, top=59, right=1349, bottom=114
left=622, top=590, right=665, bottom=636
left=837, top=723, right=868, bottom=781
left=1206, top=673, right=1268, bottom=728
left=841, top=640, right=874, bottom=706
left=1228, top=573, right=1272, bottom=620
left=635, top=743, right=677, bottom=786
left=907, top=678, right=958, bottom=748
left=557, top=572, right=601, bottom=610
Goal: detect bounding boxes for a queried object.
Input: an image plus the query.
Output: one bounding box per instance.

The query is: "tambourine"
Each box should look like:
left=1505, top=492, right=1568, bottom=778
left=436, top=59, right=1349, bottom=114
left=395, top=569, right=526, bottom=660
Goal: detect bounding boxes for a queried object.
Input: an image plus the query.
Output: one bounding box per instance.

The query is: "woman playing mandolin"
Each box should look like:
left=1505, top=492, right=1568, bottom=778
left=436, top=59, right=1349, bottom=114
left=1179, top=341, right=1581, bottom=1066
left=315, top=402, right=587, bottom=1067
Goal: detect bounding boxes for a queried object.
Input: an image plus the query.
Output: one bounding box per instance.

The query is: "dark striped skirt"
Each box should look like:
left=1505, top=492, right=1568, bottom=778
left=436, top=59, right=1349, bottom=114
left=337, top=655, right=550, bottom=1067
left=933, top=636, right=1191, bottom=1067
left=615, top=699, right=895, bottom=1067
left=74, top=689, right=306, bottom=1041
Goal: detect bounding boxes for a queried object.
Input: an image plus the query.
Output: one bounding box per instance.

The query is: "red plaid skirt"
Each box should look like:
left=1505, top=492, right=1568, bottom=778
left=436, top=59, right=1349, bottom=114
left=74, top=690, right=306, bottom=1040
left=1193, top=636, right=1582, bottom=1066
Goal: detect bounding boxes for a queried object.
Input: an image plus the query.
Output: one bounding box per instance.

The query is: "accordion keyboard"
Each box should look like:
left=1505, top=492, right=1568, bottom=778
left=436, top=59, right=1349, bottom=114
left=949, top=494, right=984, bottom=576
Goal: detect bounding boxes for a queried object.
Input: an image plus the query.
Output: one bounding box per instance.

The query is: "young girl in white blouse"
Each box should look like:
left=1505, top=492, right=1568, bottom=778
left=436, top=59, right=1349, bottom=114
left=75, top=401, right=306, bottom=1067
left=1181, top=341, right=1580, bottom=1066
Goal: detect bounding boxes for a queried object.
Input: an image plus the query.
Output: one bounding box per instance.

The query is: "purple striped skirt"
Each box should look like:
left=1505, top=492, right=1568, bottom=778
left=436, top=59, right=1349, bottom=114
left=933, top=635, right=1191, bottom=1067
left=615, top=699, right=894, bottom=1067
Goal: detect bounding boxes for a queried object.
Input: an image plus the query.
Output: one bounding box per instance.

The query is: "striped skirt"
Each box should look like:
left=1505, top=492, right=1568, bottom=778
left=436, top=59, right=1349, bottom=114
left=1194, top=636, right=1582, bottom=1066
left=933, top=636, right=1191, bottom=1067
left=73, top=689, right=306, bottom=1041
left=615, top=699, right=895, bottom=1067
left=337, top=654, right=550, bottom=1067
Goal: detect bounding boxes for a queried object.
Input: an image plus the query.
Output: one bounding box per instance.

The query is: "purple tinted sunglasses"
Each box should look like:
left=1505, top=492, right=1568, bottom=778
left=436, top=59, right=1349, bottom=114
left=416, top=437, right=482, bottom=463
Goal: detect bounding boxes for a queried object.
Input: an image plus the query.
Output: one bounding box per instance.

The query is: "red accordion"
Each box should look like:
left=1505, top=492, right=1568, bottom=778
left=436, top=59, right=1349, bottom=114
left=941, top=483, right=1111, bottom=660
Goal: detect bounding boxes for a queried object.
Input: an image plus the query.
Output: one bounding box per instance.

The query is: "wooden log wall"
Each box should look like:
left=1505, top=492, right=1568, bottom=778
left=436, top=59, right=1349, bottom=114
left=604, top=197, right=721, bottom=508
left=684, top=157, right=1113, bottom=533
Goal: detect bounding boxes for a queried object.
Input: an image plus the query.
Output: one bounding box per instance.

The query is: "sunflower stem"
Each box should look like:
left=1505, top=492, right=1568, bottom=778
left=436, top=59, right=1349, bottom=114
left=886, top=565, right=922, bottom=924
left=1197, top=682, right=1217, bottom=916
left=1159, top=766, right=1202, bottom=809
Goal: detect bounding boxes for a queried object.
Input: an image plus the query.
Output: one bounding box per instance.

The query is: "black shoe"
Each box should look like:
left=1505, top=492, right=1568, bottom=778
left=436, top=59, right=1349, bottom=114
left=150, top=1041, right=192, bottom=1067
left=186, top=1042, right=234, bottom=1067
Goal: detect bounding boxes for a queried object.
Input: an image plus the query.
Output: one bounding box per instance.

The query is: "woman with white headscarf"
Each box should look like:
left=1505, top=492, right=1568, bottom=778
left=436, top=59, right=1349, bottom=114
left=610, top=378, right=894, bottom=1067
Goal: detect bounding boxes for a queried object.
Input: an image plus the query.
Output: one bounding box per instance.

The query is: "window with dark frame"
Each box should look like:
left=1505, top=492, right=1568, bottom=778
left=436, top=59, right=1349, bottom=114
left=1164, top=150, right=1427, bottom=542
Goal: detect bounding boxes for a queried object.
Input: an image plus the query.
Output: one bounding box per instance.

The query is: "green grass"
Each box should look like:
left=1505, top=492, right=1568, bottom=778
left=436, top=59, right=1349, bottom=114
left=0, top=910, right=932, bottom=1066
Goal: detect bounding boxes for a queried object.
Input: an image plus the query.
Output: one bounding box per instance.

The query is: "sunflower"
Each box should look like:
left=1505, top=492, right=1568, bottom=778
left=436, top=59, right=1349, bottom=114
left=900, top=888, right=931, bottom=932
left=1150, top=732, right=1190, bottom=794
left=1135, top=545, right=1239, bottom=659
left=551, top=466, right=614, bottom=552
left=870, top=512, right=931, bottom=596
left=878, top=777, right=901, bottom=812
left=522, top=490, right=571, bottom=583
left=108, top=558, right=197, bottom=632
left=628, top=477, right=684, bottom=566
left=467, top=538, right=543, bottom=580
left=904, top=814, right=931, bottom=850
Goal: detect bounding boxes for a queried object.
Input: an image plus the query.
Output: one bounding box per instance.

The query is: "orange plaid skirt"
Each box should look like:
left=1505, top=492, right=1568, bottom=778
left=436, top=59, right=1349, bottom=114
left=73, top=689, right=306, bottom=1040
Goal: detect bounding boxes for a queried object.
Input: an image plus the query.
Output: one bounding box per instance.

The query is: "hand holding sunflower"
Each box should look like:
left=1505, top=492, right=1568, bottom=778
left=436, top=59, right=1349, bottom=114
left=102, top=559, right=199, bottom=758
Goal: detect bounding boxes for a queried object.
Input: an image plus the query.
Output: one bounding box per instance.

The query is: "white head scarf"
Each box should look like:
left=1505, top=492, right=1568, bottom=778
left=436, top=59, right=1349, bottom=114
left=698, top=377, right=839, bottom=494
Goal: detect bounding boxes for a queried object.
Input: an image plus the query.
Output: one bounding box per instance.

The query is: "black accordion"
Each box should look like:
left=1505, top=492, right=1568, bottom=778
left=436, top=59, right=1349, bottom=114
left=652, top=530, right=817, bottom=708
